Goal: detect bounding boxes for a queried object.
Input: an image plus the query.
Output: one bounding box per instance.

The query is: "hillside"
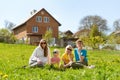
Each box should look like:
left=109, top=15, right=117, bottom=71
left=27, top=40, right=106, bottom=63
left=0, top=43, right=120, bottom=80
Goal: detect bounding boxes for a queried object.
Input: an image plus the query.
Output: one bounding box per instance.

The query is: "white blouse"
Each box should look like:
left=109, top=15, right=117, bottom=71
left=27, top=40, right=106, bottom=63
left=29, top=45, right=51, bottom=66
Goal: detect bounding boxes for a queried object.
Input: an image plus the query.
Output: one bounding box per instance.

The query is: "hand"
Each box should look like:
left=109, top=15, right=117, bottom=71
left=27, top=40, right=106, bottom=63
left=68, top=61, right=73, bottom=66
left=37, top=61, right=43, bottom=64
left=51, top=61, right=56, bottom=64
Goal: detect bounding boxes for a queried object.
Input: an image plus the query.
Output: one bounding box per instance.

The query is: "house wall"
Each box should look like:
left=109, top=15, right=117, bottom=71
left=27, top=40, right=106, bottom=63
left=26, top=9, right=59, bottom=38
left=13, top=9, right=60, bottom=45
left=13, top=25, right=27, bottom=40
left=29, top=36, right=42, bottom=45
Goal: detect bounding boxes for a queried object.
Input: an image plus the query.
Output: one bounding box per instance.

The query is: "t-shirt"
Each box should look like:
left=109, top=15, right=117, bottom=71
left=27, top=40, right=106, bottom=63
left=61, top=53, right=74, bottom=64
left=51, top=57, right=60, bottom=63
left=74, top=48, right=88, bottom=62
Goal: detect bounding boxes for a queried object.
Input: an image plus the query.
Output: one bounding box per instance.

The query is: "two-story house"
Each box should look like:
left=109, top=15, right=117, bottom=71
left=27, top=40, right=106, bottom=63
left=12, top=8, right=61, bottom=45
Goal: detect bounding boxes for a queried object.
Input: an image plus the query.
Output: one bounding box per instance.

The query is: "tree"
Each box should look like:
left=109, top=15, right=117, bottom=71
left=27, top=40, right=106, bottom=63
left=79, top=15, right=108, bottom=32
left=113, top=19, right=120, bottom=31
left=4, top=20, right=16, bottom=31
left=90, top=24, right=101, bottom=37
left=0, top=28, right=16, bottom=43
left=116, top=37, right=120, bottom=44
left=59, top=31, right=65, bottom=38
left=90, top=24, right=105, bottom=49
left=43, top=30, right=53, bottom=45
left=80, top=24, right=105, bottom=49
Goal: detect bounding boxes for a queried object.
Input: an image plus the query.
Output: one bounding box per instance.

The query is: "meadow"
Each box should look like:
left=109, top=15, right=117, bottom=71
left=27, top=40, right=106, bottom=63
left=0, top=43, right=120, bottom=80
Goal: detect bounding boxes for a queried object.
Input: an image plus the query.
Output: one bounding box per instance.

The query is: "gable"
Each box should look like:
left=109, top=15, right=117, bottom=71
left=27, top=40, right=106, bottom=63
left=12, top=8, right=61, bottom=30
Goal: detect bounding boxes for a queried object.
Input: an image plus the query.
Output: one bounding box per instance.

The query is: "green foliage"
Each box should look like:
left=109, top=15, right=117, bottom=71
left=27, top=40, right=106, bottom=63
left=90, top=24, right=101, bottom=37
left=0, top=43, right=120, bottom=80
left=108, top=33, right=120, bottom=44
left=81, top=36, right=105, bottom=49
left=90, top=36, right=105, bottom=49
left=116, top=37, right=120, bottom=44
left=43, top=30, right=53, bottom=45
left=79, top=24, right=106, bottom=49
left=0, top=28, right=16, bottom=43
left=107, top=34, right=116, bottom=44
left=86, top=24, right=105, bottom=49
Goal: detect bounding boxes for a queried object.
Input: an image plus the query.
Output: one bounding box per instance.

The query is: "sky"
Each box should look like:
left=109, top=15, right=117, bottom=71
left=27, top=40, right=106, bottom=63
left=0, top=0, right=120, bottom=33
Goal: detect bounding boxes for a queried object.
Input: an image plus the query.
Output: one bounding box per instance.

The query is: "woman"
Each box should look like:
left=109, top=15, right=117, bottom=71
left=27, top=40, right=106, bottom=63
left=74, top=39, right=88, bottom=66
left=29, top=39, right=51, bottom=67
left=61, top=45, right=74, bottom=68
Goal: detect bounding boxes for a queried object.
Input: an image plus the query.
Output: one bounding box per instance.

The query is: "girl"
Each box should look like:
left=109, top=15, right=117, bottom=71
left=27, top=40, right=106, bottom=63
left=61, top=45, right=74, bottom=68
left=51, top=49, right=60, bottom=67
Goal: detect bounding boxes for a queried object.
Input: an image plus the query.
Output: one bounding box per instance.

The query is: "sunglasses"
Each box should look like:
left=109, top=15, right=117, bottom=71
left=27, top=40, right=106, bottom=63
left=41, top=42, right=46, bottom=44
left=67, top=48, right=72, bottom=51
left=53, top=51, right=57, bottom=54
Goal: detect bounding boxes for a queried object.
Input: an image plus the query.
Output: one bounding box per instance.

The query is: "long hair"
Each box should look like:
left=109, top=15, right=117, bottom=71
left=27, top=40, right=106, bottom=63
left=40, top=39, right=48, bottom=57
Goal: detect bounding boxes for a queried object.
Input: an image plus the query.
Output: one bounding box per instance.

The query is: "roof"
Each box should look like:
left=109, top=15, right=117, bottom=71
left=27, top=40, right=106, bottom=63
left=12, top=8, right=61, bottom=30
left=110, top=30, right=120, bottom=36
left=114, top=30, right=120, bottom=35
left=64, top=30, right=73, bottom=35
left=73, top=29, right=90, bottom=36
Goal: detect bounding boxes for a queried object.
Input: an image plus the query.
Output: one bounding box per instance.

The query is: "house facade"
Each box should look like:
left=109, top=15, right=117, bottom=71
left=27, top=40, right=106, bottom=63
left=12, top=8, right=61, bottom=45
left=58, top=30, right=78, bottom=47
left=73, top=29, right=90, bottom=38
left=114, top=30, right=120, bottom=37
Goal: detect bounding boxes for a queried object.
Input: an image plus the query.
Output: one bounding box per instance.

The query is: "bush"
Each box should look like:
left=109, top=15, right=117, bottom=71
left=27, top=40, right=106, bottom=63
left=102, top=45, right=115, bottom=50
left=0, top=28, right=16, bottom=44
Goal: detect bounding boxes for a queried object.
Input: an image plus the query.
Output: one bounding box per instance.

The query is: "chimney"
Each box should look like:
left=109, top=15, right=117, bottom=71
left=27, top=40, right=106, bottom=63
left=30, top=9, right=37, bottom=15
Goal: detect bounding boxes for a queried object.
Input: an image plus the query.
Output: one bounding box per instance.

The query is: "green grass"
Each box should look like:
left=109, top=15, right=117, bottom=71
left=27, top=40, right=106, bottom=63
left=0, top=43, right=120, bottom=80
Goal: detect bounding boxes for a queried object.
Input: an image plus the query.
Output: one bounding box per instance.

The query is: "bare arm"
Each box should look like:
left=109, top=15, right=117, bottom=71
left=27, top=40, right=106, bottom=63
left=80, top=56, right=84, bottom=62
left=62, top=54, right=73, bottom=68
left=47, top=47, right=51, bottom=64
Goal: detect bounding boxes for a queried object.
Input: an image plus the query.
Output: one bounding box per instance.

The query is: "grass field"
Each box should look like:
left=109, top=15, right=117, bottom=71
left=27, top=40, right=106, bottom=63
left=0, top=43, right=120, bottom=80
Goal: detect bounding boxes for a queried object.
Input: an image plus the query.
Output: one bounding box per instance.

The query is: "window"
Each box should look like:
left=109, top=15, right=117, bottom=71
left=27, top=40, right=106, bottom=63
left=36, top=16, right=42, bottom=22
left=32, top=26, right=38, bottom=33
left=44, top=17, right=49, bottom=23
left=47, top=26, right=52, bottom=31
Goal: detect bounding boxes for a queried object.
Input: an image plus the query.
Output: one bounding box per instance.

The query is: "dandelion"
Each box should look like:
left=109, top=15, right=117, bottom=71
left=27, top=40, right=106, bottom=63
left=0, top=72, right=3, bottom=76
left=2, top=74, right=8, bottom=78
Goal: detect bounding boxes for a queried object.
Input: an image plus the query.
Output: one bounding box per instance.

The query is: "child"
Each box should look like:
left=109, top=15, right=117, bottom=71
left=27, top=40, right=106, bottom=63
left=51, top=49, right=60, bottom=67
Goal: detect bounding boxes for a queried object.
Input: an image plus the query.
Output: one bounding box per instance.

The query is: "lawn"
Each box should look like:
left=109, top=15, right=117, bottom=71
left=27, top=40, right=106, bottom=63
left=0, top=43, right=120, bottom=80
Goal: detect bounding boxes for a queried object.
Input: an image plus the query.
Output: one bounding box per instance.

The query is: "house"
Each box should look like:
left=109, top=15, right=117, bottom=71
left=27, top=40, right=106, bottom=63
left=114, top=30, right=120, bottom=37
left=110, top=30, right=120, bottom=44
left=59, top=30, right=78, bottom=47
left=73, top=29, right=90, bottom=38
left=64, top=30, right=73, bottom=38
left=12, top=8, right=61, bottom=45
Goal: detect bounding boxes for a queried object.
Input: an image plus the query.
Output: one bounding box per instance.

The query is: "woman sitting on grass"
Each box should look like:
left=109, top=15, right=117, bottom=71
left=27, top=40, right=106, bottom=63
left=29, top=39, right=51, bottom=67
left=61, top=45, right=74, bottom=68
left=51, top=49, right=60, bottom=68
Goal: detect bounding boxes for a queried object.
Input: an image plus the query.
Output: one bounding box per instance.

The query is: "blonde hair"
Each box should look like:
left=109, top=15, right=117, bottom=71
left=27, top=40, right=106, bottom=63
left=66, top=45, right=73, bottom=49
left=65, top=45, right=73, bottom=52
left=53, top=49, right=59, bottom=54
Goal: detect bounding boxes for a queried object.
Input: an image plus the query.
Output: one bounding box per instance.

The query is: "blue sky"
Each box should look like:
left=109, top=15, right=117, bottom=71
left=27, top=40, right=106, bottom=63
left=0, top=0, right=120, bottom=33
